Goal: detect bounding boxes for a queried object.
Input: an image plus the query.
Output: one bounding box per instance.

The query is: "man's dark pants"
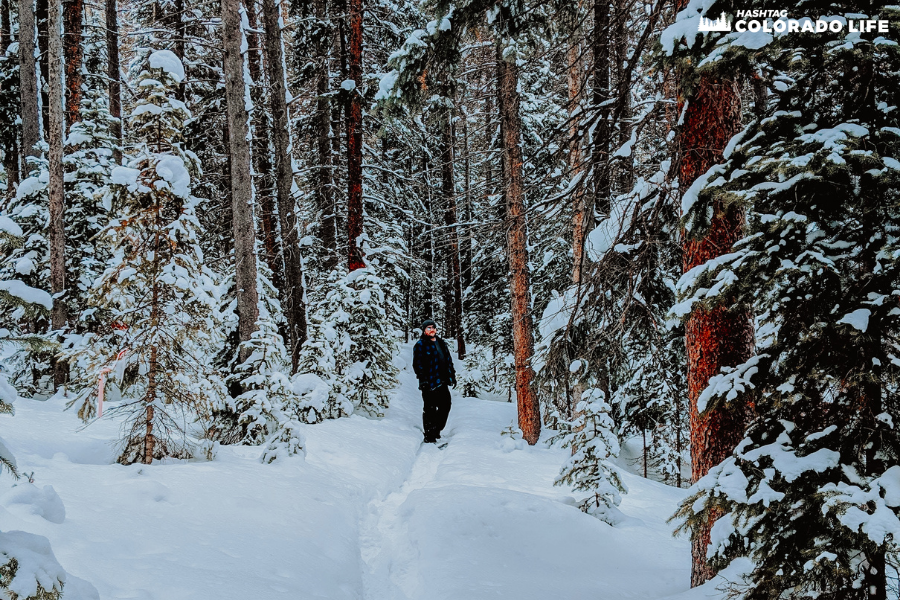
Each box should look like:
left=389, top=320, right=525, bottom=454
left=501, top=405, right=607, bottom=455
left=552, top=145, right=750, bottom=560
left=422, top=385, right=451, bottom=442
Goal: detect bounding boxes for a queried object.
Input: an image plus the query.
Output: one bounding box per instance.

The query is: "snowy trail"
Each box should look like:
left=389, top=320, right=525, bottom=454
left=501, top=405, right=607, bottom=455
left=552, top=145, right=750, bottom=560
left=358, top=346, right=448, bottom=600
left=0, top=343, right=693, bottom=600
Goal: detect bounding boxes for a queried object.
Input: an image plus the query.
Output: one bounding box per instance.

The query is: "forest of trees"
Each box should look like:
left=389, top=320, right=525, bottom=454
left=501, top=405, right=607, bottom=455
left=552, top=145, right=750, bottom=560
left=0, top=0, right=898, bottom=596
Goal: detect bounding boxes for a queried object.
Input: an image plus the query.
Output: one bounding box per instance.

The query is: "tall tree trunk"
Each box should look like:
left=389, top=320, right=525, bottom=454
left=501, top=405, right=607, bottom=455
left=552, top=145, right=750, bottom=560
left=262, top=0, right=307, bottom=369
left=345, top=0, right=364, bottom=271
left=593, top=0, right=610, bottom=216
left=441, top=112, right=465, bottom=358
left=461, top=114, right=472, bottom=294
left=222, top=0, right=260, bottom=362
left=19, top=0, right=41, bottom=160
left=246, top=0, right=285, bottom=295
left=2, top=0, right=20, bottom=195
left=105, top=0, right=121, bottom=163
left=315, top=0, right=337, bottom=270
left=568, top=33, right=586, bottom=286
left=173, top=0, right=186, bottom=101
left=0, top=0, right=8, bottom=49
left=498, top=45, right=540, bottom=445
left=421, top=156, right=434, bottom=319
left=679, top=75, right=752, bottom=587
left=48, top=0, right=67, bottom=386
left=63, top=0, right=82, bottom=132
left=36, top=0, right=49, bottom=135
left=612, top=0, right=632, bottom=194
left=567, top=13, right=586, bottom=422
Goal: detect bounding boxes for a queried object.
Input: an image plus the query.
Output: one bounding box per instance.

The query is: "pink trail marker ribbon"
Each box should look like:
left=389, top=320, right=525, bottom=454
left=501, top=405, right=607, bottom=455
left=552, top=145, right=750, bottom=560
left=98, top=349, right=128, bottom=418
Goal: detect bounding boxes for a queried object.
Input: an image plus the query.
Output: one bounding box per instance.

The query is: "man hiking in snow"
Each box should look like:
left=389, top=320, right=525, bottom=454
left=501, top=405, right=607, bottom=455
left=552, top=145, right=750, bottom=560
left=412, top=319, right=456, bottom=444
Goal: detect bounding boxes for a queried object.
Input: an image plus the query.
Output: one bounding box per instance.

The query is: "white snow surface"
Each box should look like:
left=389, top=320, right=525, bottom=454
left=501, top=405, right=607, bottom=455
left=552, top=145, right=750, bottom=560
left=838, top=308, right=870, bottom=332
left=148, top=50, right=185, bottom=83
left=0, top=279, right=53, bottom=310
left=1, top=344, right=692, bottom=599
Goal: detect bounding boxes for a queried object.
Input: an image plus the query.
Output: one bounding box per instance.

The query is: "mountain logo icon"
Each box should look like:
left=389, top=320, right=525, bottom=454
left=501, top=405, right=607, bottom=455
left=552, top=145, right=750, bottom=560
left=699, top=12, right=732, bottom=32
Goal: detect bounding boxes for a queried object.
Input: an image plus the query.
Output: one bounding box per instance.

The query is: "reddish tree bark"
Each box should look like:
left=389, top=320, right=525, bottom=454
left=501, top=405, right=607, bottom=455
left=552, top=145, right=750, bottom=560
left=345, top=0, right=364, bottom=271
left=498, top=50, right=540, bottom=445
left=62, top=0, right=82, bottom=132
left=679, top=76, right=753, bottom=587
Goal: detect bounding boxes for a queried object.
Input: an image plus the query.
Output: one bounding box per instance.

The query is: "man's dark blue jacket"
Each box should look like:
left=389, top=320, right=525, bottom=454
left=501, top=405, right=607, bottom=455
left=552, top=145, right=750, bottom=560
left=413, top=336, right=456, bottom=391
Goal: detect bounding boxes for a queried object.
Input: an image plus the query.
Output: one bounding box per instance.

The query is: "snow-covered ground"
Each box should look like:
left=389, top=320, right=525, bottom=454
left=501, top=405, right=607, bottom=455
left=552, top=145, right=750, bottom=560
left=1, top=343, right=693, bottom=599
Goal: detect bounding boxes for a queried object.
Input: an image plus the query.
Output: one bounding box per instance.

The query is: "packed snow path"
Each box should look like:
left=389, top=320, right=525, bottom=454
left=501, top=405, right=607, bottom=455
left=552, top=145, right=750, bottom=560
left=1, top=343, right=691, bottom=600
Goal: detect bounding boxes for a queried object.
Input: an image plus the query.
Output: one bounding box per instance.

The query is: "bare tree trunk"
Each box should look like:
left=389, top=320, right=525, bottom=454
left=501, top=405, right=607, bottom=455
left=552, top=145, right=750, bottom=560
left=246, top=0, right=285, bottom=295
left=441, top=112, right=465, bottom=358
left=48, top=0, right=67, bottom=387
left=314, top=0, right=337, bottom=271
left=345, top=0, right=364, bottom=271
left=173, top=0, right=186, bottom=101
left=105, top=0, right=121, bottom=163
left=143, top=203, right=161, bottom=465
left=2, top=0, right=19, bottom=196
left=567, top=13, right=586, bottom=421
left=679, top=75, right=752, bottom=587
left=63, top=0, right=82, bottom=132
left=222, top=0, right=260, bottom=362
left=461, top=114, right=472, bottom=293
left=19, top=0, right=41, bottom=160
left=498, top=45, right=540, bottom=446
left=36, top=0, right=48, bottom=135
left=262, top=0, right=307, bottom=369
left=612, top=0, right=632, bottom=194
left=421, top=156, right=434, bottom=319
left=593, top=0, right=610, bottom=216
left=0, top=0, right=8, bottom=49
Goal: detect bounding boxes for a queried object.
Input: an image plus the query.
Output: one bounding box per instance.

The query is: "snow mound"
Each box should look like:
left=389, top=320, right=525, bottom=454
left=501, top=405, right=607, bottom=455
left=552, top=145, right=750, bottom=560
left=1, top=483, right=67, bottom=523
left=148, top=50, right=185, bottom=82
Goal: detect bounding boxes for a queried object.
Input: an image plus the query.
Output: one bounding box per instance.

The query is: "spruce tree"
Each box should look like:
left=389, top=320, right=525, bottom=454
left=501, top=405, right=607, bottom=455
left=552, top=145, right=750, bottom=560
left=64, top=51, right=225, bottom=464
left=668, top=4, right=900, bottom=598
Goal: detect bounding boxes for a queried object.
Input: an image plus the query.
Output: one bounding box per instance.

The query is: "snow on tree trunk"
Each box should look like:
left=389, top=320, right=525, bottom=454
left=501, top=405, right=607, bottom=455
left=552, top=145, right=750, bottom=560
left=441, top=112, right=465, bottom=358
left=498, top=48, right=540, bottom=446
left=62, top=0, right=82, bottom=133
left=222, top=0, right=261, bottom=362
left=345, top=0, right=364, bottom=272
left=19, top=0, right=40, bottom=159
left=261, top=0, right=307, bottom=370
left=679, top=75, right=752, bottom=588
left=48, top=0, right=68, bottom=387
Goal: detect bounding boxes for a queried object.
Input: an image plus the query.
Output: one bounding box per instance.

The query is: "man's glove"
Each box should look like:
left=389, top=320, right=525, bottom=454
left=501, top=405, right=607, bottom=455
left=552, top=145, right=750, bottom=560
left=449, top=377, right=456, bottom=388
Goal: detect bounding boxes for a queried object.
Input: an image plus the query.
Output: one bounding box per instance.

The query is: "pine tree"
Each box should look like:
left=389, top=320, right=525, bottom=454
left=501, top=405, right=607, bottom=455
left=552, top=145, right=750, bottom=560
left=0, top=215, right=67, bottom=600
left=64, top=51, right=225, bottom=464
left=668, top=3, right=900, bottom=598
left=556, top=387, right=627, bottom=525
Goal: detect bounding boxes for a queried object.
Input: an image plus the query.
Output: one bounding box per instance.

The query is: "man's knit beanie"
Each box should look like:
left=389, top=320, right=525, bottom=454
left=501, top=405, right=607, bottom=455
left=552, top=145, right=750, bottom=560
left=421, top=319, right=436, bottom=330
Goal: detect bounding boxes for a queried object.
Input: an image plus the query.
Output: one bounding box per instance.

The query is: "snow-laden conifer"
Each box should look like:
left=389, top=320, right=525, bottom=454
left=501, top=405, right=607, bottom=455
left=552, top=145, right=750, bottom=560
left=298, top=265, right=398, bottom=419
left=669, top=2, right=900, bottom=597
left=63, top=50, right=225, bottom=464
left=556, top=388, right=627, bottom=525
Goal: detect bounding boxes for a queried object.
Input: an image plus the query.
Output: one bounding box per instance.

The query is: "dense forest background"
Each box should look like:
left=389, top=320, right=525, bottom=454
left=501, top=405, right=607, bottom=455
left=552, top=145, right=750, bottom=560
left=0, top=0, right=899, bottom=597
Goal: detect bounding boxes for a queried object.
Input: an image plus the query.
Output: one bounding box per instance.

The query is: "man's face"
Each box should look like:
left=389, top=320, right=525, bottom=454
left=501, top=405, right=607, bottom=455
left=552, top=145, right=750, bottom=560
left=424, top=325, right=437, bottom=339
